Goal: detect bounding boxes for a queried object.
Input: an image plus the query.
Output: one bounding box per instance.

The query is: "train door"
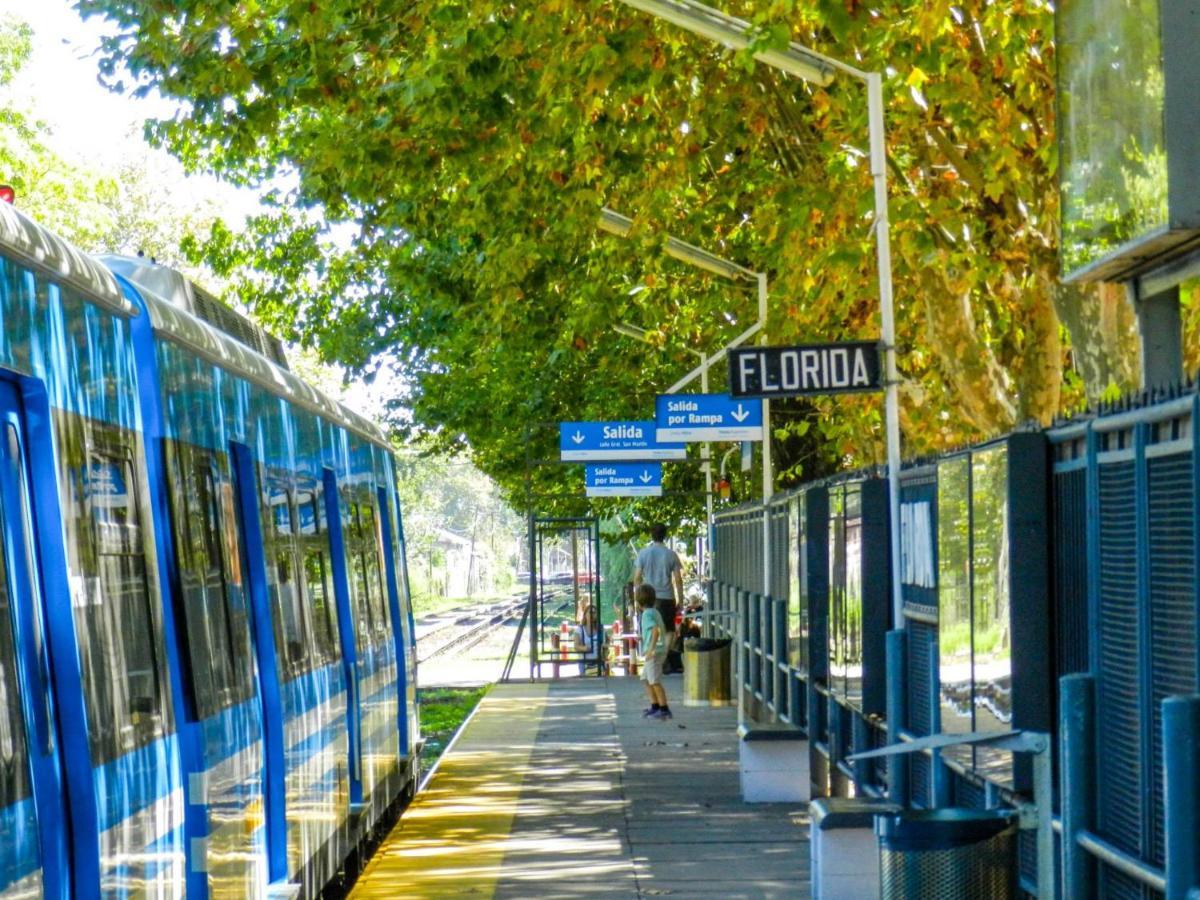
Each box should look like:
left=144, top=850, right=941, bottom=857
left=0, top=379, right=69, bottom=898
left=228, top=441, right=290, bottom=891
left=376, top=485, right=413, bottom=758
left=322, top=469, right=364, bottom=810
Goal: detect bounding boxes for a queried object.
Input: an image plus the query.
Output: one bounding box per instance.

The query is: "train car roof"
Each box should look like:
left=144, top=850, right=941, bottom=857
left=102, top=256, right=392, bottom=452
left=97, top=254, right=291, bottom=369
left=0, top=202, right=136, bottom=317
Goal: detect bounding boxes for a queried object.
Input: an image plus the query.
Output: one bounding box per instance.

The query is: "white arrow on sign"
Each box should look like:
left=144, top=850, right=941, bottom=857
left=572, top=431, right=585, bottom=444
left=730, top=403, right=750, bottom=423
left=640, top=470, right=653, bottom=484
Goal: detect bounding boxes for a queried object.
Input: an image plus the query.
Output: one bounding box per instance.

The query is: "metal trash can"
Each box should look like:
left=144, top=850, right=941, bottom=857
left=876, top=808, right=1018, bottom=899
left=682, top=637, right=732, bottom=706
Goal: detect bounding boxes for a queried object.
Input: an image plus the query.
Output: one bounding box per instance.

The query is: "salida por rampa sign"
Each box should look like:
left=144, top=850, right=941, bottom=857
left=728, top=341, right=883, bottom=399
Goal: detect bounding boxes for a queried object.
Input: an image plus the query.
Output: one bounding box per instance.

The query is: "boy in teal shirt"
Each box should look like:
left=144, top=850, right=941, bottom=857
left=636, top=584, right=672, bottom=719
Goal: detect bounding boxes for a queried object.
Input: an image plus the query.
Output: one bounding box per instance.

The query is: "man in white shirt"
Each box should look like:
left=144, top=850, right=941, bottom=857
left=633, top=524, right=684, bottom=673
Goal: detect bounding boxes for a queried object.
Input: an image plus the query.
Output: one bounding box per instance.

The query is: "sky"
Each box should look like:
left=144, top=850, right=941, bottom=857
left=0, top=0, right=396, bottom=422
left=4, top=2, right=162, bottom=156
left=0, top=0, right=268, bottom=221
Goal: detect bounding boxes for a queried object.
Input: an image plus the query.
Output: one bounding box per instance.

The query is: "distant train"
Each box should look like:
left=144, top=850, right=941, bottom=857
left=0, top=201, right=418, bottom=898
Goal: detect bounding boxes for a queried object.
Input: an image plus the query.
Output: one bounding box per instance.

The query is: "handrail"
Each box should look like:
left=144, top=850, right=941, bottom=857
left=1075, top=830, right=1167, bottom=892
left=1091, top=393, right=1193, bottom=432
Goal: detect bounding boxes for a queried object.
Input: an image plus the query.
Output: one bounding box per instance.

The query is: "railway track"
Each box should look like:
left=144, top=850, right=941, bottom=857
left=415, top=586, right=580, bottom=664
left=416, top=594, right=529, bottom=663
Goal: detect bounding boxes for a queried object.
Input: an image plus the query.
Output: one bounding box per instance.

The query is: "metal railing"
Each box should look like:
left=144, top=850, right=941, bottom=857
left=709, top=386, right=1200, bottom=899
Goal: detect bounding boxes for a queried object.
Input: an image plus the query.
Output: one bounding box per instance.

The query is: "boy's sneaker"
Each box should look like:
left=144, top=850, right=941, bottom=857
left=642, top=707, right=659, bottom=718
left=655, top=708, right=673, bottom=720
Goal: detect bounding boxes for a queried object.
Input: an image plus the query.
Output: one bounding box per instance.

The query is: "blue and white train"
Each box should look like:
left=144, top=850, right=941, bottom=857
left=0, top=201, right=419, bottom=898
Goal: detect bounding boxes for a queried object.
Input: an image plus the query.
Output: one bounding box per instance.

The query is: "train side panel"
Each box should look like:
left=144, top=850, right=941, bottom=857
left=152, top=326, right=409, bottom=894
left=0, top=212, right=417, bottom=899
left=338, top=441, right=402, bottom=822
left=0, top=213, right=186, bottom=897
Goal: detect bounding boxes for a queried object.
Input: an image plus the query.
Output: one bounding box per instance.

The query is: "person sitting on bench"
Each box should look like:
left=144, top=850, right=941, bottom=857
left=574, top=606, right=605, bottom=674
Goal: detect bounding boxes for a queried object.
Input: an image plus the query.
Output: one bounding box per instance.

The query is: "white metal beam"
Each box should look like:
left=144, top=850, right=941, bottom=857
left=600, top=208, right=759, bottom=281
left=616, top=0, right=859, bottom=84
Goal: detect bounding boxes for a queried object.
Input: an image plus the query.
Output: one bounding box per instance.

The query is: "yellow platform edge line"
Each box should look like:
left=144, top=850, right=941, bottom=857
left=350, top=683, right=551, bottom=899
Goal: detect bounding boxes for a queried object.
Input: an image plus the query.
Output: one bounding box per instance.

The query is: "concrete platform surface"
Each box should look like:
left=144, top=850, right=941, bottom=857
left=351, top=676, right=810, bottom=898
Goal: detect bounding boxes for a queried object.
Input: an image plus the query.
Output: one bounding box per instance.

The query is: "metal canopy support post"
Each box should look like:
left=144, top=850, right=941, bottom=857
left=867, top=72, right=905, bottom=631
left=759, top=272, right=773, bottom=600
left=700, top=355, right=714, bottom=564
left=529, top=508, right=539, bottom=678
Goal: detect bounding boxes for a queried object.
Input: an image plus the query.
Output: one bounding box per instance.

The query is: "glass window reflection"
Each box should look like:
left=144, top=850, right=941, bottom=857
left=0, top=441, right=33, bottom=807
left=57, top=412, right=168, bottom=764
left=937, top=447, right=1013, bottom=782
left=297, top=488, right=340, bottom=663
left=937, top=457, right=973, bottom=737
left=164, top=441, right=255, bottom=719
left=827, top=484, right=864, bottom=708
left=828, top=488, right=846, bottom=699
left=787, top=496, right=808, bottom=673
left=1059, top=0, right=1167, bottom=274
left=971, top=447, right=1011, bottom=733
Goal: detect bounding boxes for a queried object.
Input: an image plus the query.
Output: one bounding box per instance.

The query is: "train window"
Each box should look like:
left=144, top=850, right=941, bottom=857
left=343, top=499, right=375, bottom=650
left=164, top=441, right=254, bottom=720
left=0, top=450, right=32, bottom=807
left=297, top=489, right=339, bottom=663
left=6, top=424, right=52, bottom=755
left=57, top=413, right=167, bottom=765
left=358, top=501, right=390, bottom=636
left=260, top=474, right=315, bottom=680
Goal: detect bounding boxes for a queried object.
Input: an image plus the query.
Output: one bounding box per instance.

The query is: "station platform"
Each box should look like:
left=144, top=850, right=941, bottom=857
left=351, top=676, right=810, bottom=898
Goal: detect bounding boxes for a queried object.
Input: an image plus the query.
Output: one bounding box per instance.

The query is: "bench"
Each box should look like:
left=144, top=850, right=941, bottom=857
left=809, top=797, right=900, bottom=900
left=612, top=633, right=640, bottom=676
left=737, top=723, right=809, bottom=803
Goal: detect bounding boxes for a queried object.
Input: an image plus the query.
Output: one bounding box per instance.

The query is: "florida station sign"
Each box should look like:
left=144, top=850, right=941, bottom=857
left=728, top=341, right=883, bottom=399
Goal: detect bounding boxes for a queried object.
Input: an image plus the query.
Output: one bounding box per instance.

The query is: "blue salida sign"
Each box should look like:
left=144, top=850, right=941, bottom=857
left=654, top=393, right=764, bottom=442
left=559, top=421, right=686, bottom=461
left=585, top=463, right=663, bottom=497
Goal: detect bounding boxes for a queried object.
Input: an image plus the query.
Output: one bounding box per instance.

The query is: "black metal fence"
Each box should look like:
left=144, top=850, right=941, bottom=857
left=710, top=391, right=1200, bottom=899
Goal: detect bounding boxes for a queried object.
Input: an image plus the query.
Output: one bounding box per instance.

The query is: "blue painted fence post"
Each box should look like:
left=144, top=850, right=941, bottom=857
left=886, top=629, right=909, bottom=805
left=1060, top=674, right=1095, bottom=900
left=1163, top=695, right=1200, bottom=900
left=851, top=714, right=869, bottom=790
left=929, top=634, right=952, bottom=807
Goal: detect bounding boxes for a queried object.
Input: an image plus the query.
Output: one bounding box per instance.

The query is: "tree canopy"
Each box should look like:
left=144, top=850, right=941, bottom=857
left=77, top=0, right=1145, bottom=520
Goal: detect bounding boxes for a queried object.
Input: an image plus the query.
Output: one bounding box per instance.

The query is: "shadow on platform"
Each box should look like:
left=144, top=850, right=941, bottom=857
left=351, top=677, right=809, bottom=899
